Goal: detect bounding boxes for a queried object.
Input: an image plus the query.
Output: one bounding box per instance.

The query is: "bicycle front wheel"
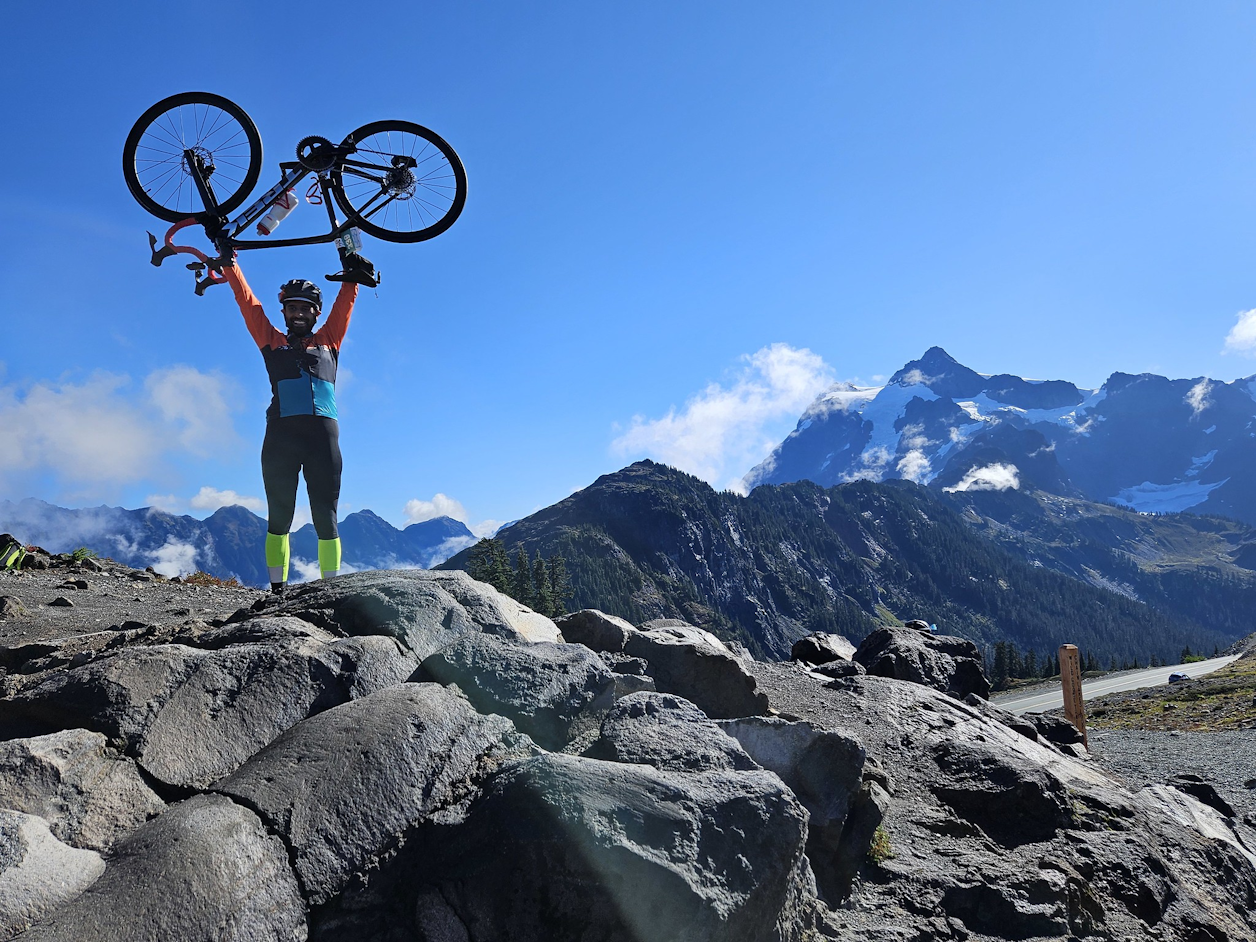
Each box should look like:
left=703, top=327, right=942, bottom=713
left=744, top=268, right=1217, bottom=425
left=123, top=92, right=263, bottom=222
left=331, top=120, right=467, bottom=243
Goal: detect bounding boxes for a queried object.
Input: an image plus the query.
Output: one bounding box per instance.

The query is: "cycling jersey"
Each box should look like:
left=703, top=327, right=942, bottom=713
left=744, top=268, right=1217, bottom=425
left=224, top=266, right=357, bottom=420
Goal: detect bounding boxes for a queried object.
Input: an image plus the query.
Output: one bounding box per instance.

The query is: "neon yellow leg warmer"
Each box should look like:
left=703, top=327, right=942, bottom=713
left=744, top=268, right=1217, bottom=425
left=318, top=538, right=342, bottom=579
left=265, top=532, right=290, bottom=585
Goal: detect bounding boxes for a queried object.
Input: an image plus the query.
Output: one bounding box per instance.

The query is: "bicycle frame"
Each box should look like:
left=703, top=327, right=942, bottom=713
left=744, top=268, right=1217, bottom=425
left=150, top=149, right=360, bottom=294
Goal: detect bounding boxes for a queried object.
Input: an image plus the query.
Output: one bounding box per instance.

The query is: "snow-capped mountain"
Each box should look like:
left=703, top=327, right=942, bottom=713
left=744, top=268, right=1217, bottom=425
left=746, top=346, right=1256, bottom=523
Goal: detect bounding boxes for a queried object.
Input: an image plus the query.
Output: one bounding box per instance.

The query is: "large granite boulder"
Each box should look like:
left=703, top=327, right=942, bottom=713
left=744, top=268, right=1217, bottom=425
left=418, top=632, right=615, bottom=749
left=213, top=682, right=529, bottom=908
left=790, top=632, right=856, bottom=665
left=330, top=752, right=815, bottom=942
left=250, top=569, right=559, bottom=656
left=587, top=692, right=759, bottom=773
left=0, top=810, right=104, bottom=941
left=0, top=729, right=164, bottom=852
left=853, top=626, right=990, bottom=699
left=624, top=624, right=769, bottom=719
left=0, top=623, right=415, bottom=789
left=553, top=608, right=635, bottom=653
left=19, top=794, right=305, bottom=942
left=718, top=716, right=867, bottom=900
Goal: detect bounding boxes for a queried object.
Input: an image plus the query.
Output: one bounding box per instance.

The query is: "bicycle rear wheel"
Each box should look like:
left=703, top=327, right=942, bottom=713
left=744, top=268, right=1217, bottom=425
left=331, top=120, right=467, bottom=243
left=123, top=92, right=263, bottom=222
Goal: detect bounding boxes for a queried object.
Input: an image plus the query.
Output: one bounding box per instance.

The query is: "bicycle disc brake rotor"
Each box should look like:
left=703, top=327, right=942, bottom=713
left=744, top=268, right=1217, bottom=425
left=297, top=136, right=338, bottom=173
left=186, top=145, right=216, bottom=177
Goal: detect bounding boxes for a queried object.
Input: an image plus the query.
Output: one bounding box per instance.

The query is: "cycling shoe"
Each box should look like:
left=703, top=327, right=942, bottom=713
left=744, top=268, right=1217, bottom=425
left=326, top=253, right=380, bottom=288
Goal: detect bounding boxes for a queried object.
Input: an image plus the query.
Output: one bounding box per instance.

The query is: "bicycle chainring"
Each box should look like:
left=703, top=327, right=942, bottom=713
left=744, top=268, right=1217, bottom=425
left=297, top=136, right=337, bottom=173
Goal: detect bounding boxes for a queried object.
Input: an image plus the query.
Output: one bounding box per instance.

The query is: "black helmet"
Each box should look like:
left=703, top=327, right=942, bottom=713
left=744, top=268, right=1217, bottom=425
left=278, top=279, right=322, bottom=310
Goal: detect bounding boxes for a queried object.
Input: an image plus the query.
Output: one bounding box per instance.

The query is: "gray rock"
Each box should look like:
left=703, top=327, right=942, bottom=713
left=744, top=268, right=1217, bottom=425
left=418, top=633, right=615, bottom=749
left=624, top=627, right=769, bottom=719
left=213, top=683, right=529, bottom=907
left=1, top=628, right=417, bottom=789
left=930, top=736, right=1073, bottom=846
left=0, top=597, right=27, bottom=619
left=0, top=729, right=164, bottom=852
left=0, top=810, right=104, bottom=941
left=790, top=632, right=856, bottom=665
left=718, top=716, right=866, bottom=901
left=588, top=692, right=759, bottom=772
left=47, top=597, right=73, bottom=608
left=251, top=569, right=559, bottom=657
left=1167, top=773, right=1237, bottom=818
left=19, top=794, right=304, bottom=942
left=812, top=659, right=865, bottom=679
left=388, top=753, right=815, bottom=942
left=853, top=626, right=991, bottom=699
left=553, top=608, right=636, bottom=653
left=612, top=672, right=657, bottom=697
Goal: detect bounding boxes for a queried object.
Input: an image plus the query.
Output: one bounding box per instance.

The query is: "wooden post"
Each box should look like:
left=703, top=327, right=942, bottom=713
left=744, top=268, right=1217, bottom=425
left=1059, top=644, right=1088, bottom=749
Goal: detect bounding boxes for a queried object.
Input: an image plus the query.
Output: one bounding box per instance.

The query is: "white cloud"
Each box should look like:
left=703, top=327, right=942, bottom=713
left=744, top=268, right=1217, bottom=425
left=424, top=535, right=479, bottom=567
left=0, top=368, right=242, bottom=493
left=1185, top=378, right=1212, bottom=418
left=470, top=519, right=505, bottom=538
left=899, top=369, right=937, bottom=386
left=189, top=486, right=265, bottom=514
left=145, top=493, right=183, bottom=513
left=897, top=450, right=932, bottom=483
left=145, top=367, right=240, bottom=456
left=944, top=463, right=1021, bottom=493
left=148, top=538, right=199, bottom=577
left=611, top=344, right=834, bottom=487
left=403, top=493, right=468, bottom=524
left=1223, top=309, right=1256, bottom=356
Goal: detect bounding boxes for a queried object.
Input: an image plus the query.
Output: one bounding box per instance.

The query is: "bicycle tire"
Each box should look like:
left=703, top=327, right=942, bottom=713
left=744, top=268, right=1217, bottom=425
left=331, top=120, right=467, bottom=243
left=123, top=92, right=263, bottom=223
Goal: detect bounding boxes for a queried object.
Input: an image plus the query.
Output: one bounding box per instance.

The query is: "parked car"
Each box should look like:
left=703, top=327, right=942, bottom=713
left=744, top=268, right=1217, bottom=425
left=1168, top=672, right=1190, bottom=684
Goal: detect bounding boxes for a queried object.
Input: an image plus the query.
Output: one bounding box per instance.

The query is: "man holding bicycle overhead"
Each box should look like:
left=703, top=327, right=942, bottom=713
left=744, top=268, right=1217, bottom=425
left=222, top=257, right=360, bottom=595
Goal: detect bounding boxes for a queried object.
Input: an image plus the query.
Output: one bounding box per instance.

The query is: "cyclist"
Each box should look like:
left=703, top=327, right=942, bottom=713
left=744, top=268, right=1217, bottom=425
left=222, top=254, right=372, bottom=594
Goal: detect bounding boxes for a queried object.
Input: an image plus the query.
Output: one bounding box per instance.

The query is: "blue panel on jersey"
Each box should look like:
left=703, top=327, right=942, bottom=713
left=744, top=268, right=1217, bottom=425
left=277, top=377, right=314, bottom=417
left=312, top=378, right=338, bottom=418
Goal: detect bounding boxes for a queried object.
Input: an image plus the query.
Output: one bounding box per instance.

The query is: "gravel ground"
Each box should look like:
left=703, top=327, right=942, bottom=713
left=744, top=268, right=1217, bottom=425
left=1088, top=727, right=1256, bottom=825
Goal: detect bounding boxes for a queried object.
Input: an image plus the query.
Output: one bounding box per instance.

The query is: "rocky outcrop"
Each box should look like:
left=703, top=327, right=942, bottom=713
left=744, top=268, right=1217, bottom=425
left=854, top=625, right=991, bottom=699
left=0, top=564, right=1252, bottom=942
left=790, top=631, right=856, bottom=665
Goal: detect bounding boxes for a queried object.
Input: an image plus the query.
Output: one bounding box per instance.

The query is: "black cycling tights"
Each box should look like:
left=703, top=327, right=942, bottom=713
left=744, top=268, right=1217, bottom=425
left=261, top=415, right=342, bottom=539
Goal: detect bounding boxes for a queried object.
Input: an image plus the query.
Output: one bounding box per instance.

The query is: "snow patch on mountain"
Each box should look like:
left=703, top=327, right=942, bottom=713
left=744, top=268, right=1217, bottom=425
left=1110, top=478, right=1229, bottom=514
left=841, top=382, right=940, bottom=482
left=952, top=389, right=1106, bottom=431
left=1185, top=451, right=1218, bottom=478
left=802, top=382, right=881, bottom=419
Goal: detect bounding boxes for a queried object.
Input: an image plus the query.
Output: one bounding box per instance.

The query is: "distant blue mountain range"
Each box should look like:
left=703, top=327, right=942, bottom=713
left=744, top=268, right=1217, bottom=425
left=0, top=499, right=475, bottom=587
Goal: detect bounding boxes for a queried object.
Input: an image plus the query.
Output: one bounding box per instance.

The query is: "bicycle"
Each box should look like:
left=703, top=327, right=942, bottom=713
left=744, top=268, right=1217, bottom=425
left=123, top=91, right=467, bottom=294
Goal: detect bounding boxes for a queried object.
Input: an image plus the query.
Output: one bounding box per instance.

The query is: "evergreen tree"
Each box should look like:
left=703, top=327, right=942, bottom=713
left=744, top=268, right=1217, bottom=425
left=548, top=555, right=575, bottom=616
left=1008, top=644, right=1024, bottom=679
left=467, top=539, right=514, bottom=595
left=513, top=547, right=533, bottom=609
left=1024, top=649, right=1038, bottom=678
left=531, top=555, right=555, bottom=617
left=992, top=642, right=1010, bottom=690
left=1180, top=646, right=1192, bottom=663
left=1083, top=651, right=1099, bottom=673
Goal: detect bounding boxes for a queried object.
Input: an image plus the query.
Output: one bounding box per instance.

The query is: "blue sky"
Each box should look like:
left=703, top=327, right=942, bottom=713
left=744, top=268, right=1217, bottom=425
left=8, top=2, right=1256, bottom=536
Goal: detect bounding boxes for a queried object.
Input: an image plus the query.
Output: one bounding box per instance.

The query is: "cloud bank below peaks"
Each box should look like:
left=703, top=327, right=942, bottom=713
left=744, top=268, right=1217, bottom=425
left=611, top=343, right=835, bottom=493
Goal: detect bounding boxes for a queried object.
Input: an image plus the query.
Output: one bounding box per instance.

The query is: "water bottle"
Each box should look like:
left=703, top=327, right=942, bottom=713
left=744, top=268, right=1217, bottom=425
left=257, top=190, right=299, bottom=236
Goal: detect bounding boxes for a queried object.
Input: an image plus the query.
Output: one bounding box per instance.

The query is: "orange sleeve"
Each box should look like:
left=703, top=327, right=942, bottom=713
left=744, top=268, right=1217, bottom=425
left=315, top=282, right=357, bottom=350
left=224, top=263, right=285, bottom=350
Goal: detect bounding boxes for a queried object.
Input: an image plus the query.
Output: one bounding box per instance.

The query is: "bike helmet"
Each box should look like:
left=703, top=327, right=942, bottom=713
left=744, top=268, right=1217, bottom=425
left=278, top=279, right=322, bottom=310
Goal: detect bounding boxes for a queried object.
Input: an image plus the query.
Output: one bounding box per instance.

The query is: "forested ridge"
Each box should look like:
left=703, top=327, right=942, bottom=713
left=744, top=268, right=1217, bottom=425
left=442, top=461, right=1243, bottom=662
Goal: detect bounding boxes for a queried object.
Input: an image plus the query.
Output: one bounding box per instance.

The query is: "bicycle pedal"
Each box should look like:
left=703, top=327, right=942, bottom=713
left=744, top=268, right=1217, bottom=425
left=186, top=262, right=206, bottom=272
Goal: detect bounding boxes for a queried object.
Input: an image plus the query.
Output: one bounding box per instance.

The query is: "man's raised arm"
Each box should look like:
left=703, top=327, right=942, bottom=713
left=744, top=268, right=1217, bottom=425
left=223, top=260, right=285, bottom=350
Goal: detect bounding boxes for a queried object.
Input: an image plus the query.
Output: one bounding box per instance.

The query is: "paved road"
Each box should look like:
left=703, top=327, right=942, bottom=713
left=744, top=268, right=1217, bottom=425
left=990, top=655, right=1241, bottom=716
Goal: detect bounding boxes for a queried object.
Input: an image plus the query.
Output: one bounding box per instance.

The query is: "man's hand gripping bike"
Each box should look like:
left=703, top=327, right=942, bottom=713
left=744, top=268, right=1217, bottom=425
left=123, top=92, right=467, bottom=293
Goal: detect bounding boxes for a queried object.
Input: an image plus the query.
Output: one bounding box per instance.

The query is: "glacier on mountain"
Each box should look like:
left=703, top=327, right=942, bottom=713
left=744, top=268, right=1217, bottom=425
left=1110, top=478, right=1229, bottom=514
